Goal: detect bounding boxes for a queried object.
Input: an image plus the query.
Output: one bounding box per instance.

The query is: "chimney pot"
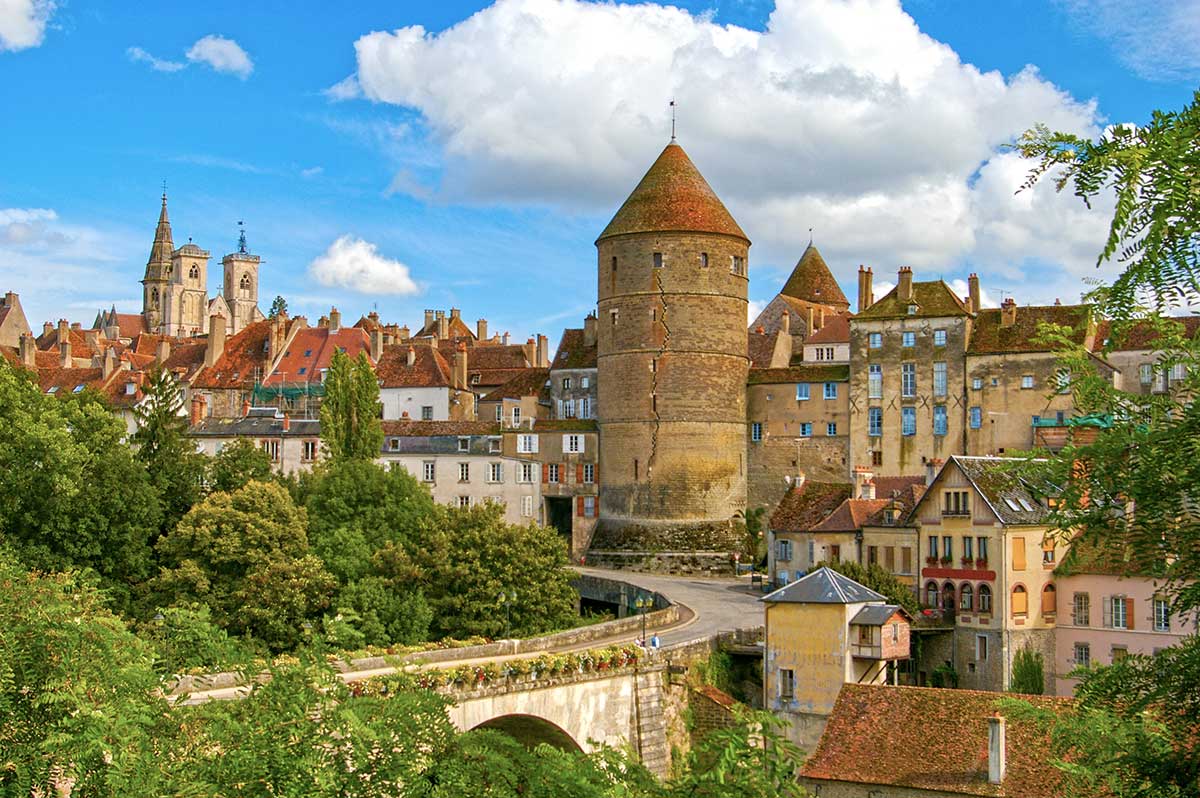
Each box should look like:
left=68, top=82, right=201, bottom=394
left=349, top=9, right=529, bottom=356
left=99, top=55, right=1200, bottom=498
left=898, top=267, right=914, bottom=303
left=43, top=321, right=53, bottom=337
left=282, top=413, right=291, bottom=432
left=19, top=333, right=36, bottom=368
left=407, top=346, right=416, bottom=367
left=59, top=339, right=71, bottom=368
left=988, top=715, right=1007, bottom=785
left=477, top=318, right=488, bottom=341
left=968, top=273, right=981, bottom=314
left=1000, top=297, right=1017, bottom=327
left=241, top=398, right=250, bottom=417
left=328, top=307, right=341, bottom=331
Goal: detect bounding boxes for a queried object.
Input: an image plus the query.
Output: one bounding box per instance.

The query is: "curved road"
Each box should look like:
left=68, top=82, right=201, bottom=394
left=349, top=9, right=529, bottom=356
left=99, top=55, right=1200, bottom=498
left=177, top=568, right=764, bottom=704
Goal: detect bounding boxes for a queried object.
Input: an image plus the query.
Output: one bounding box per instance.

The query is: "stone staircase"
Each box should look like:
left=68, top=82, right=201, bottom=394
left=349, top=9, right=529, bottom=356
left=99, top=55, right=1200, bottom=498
left=634, top=668, right=670, bottom=778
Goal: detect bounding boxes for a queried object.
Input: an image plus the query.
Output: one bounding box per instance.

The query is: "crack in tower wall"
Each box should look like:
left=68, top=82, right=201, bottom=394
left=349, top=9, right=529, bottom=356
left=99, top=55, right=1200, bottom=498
left=648, top=267, right=671, bottom=476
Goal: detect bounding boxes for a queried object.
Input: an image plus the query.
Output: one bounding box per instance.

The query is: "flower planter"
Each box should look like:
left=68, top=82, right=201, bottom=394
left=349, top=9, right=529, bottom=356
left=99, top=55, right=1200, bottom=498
left=976, top=559, right=988, bottom=568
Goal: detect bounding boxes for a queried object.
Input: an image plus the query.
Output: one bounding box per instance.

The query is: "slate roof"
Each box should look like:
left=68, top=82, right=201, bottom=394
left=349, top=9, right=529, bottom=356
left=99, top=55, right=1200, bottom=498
left=1093, top=315, right=1200, bottom=351
left=747, top=365, right=849, bottom=385
left=551, top=328, right=597, bottom=370
left=376, top=344, right=454, bottom=389
left=481, top=367, right=550, bottom=401
left=761, top=566, right=885, bottom=604
left=190, top=415, right=320, bottom=437
left=855, top=279, right=971, bottom=320
left=850, top=604, right=908, bottom=626
left=597, top=141, right=748, bottom=243
left=801, top=684, right=1070, bottom=797
left=530, top=419, right=598, bottom=432
left=968, top=305, right=1093, bottom=354
left=806, top=311, right=852, bottom=345
left=747, top=328, right=781, bottom=368
left=780, top=245, right=849, bottom=308
left=949, top=456, right=1050, bottom=525
left=381, top=420, right=502, bottom=437
left=769, top=481, right=852, bottom=532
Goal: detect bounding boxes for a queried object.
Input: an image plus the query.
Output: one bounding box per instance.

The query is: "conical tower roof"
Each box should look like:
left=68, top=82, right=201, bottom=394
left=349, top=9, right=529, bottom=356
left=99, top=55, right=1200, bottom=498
left=145, top=194, right=174, bottom=278
left=597, top=141, right=748, bottom=243
left=780, top=244, right=848, bottom=308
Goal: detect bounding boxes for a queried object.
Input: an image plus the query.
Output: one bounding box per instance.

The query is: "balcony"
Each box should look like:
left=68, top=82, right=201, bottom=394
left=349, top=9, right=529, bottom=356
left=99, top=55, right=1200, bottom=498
left=851, top=642, right=882, bottom=659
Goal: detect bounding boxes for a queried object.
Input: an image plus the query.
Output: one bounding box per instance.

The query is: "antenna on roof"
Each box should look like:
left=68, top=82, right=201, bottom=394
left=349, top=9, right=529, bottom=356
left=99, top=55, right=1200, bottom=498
left=669, top=99, right=676, bottom=142
left=161, top=179, right=168, bottom=202
left=809, top=228, right=813, bottom=247
left=237, top=221, right=247, bottom=254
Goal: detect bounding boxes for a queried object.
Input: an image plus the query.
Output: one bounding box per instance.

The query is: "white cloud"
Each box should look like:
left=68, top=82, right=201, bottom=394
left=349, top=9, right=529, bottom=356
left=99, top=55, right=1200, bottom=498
left=126, top=46, right=185, bottom=72
left=747, top=298, right=767, bottom=323
left=186, top=34, right=254, bottom=79
left=308, top=235, right=420, bottom=295
left=1059, top=0, right=1200, bottom=82
left=343, top=0, right=1114, bottom=304
left=0, top=0, right=54, bottom=52
left=301, top=166, right=323, bottom=178
left=325, top=74, right=362, bottom=101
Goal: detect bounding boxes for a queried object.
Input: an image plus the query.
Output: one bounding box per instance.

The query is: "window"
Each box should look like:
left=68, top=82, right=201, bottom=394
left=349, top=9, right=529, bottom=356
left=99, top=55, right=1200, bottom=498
left=457, top=437, right=470, bottom=452
left=934, top=329, right=947, bottom=346
left=547, top=463, right=560, bottom=483
left=901, top=364, right=916, bottom=397
left=1073, top=592, right=1090, bottom=626
left=933, top=405, right=947, bottom=436
left=731, top=255, right=745, bottom=276
left=1042, top=539, right=1056, bottom=564
left=1055, top=370, right=1071, bottom=394
left=1073, top=642, right=1091, bottom=668
left=943, top=490, right=970, bottom=515
left=963, top=537, right=974, bottom=561
left=1105, top=596, right=1130, bottom=629
left=457, top=496, right=471, bottom=508
left=239, top=273, right=252, bottom=298
left=488, top=462, right=503, bottom=483
left=901, top=406, right=916, bottom=436
left=422, top=461, right=436, bottom=483
left=388, top=438, right=400, bottom=452
left=517, top=434, right=538, bottom=453
left=978, top=584, right=992, bottom=613
left=580, top=397, right=591, bottom=418
left=260, top=439, right=280, bottom=462
left=901, top=547, right=912, bottom=574
left=796, top=383, right=810, bottom=401
left=700, top=252, right=709, bottom=268
left=777, top=540, right=793, bottom=562
left=975, top=634, right=988, bottom=661
left=928, top=536, right=939, bottom=559
left=520, top=462, right=535, bottom=483
left=751, top=422, right=762, bottom=442
left=970, top=406, right=982, bottom=429
left=872, top=450, right=883, bottom=466
left=829, top=544, right=841, bottom=562
left=562, top=377, right=572, bottom=390
left=302, top=440, right=318, bottom=462
left=652, top=252, right=663, bottom=269
left=868, top=332, right=882, bottom=349
left=1154, top=598, right=1170, bottom=632
left=1042, top=584, right=1057, bottom=616
left=933, top=362, right=947, bottom=397
left=942, top=536, right=953, bottom=561
left=1021, top=375, right=1035, bottom=389
left=902, top=331, right=916, bottom=348
left=799, top=423, right=812, bottom=437
left=564, top=434, right=584, bottom=453
left=583, top=496, right=596, bottom=517
left=972, top=377, right=983, bottom=390
left=867, top=546, right=878, bottom=565
left=458, top=462, right=470, bottom=482
left=778, top=570, right=789, bottom=586
left=583, top=463, right=595, bottom=483
left=1012, top=537, right=1027, bottom=570
left=826, top=422, right=837, bottom=436
left=868, top=407, right=883, bottom=437
left=808, top=540, right=815, bottom=567
left=925, top=582, right=939, bottom=606
left=1012, top=585, right=1028, bottom=616
left=1112, top=646, right=1129, bottom=663
left=779, top=668, right=795, bottom=700
left=1140, top=363, right=1153, bottom=384
left=868, top=364, right=882, bottom=398
left=495, top=404, right=503, bottom=422
left=521, top=495, right=534, bottom=517
left=823, top=382, right=838, bottom=399
left=977, top=536, right=989, bottom=563
left=562, top=399, right=575, bottom=418
left=512, top=406, right=522, bottom=426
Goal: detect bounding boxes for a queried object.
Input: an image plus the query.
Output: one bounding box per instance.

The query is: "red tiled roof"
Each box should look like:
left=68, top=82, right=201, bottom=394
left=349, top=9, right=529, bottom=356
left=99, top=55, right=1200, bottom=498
left=481, top=367, right=549, bottom=401
left=113, top=313, right=147, bottom=339
left=460, top=343, right=531, bottom=370
left=811, top=498, right=892, bottom=532
left=551, top=328, right=597, bottom=369
left=416, top=314, right=476, bottom=340
left=802, top=684, right=1070, bottom=797
left=780, top=245, right=849, bottom=308
left=769, top=481, right=852, bottom=533
left=190, top=321, right=272, bottom=389
left=375, top=344, right=454, bottom=389
left=263, top=327, right=372, bottom=386
left=36, top=327, right=99, bottom=360
left=36, top=366, right=106, bottom=395
left=381, top=420, right=501, bottom=437
left=598, top=142, right=748, bottom=243
left=1093, top=315, right=1200, bottom=351
left=470, top=367, right=530, bottom=389
left=162, top=341, right=207, bottom=381
left=807, top=311, right=852, bottom=345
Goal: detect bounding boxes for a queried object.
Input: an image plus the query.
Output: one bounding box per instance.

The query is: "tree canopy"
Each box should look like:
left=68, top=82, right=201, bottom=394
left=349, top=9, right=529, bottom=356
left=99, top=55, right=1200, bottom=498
left=320, top=349, right=383, bottom=462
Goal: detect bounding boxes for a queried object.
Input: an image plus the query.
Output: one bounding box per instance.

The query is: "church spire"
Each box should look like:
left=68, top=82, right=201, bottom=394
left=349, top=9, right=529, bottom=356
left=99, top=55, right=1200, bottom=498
left=144, top=191, right=174, bottom=280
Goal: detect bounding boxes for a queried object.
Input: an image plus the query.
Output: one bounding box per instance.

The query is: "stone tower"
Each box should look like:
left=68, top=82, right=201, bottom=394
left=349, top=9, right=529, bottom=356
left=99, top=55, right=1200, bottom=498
left=141, top=193, right=173, bottom=332
left=222, top=226, right=262, bottom=335
left=163, top=241, right=211, bottom=338
left=593, top=140, right=750, bottom=555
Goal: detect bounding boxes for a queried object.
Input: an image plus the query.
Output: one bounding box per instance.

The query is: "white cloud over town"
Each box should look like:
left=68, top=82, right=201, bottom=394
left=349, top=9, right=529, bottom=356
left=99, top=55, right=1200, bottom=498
left=1059, top=0, right=1200, bottom=82
left=0, top=0, right=54, bottom=52
left=126, top=46, right=185, bottom=72
left=186, top=34, right=254, bottom=79
left=344, top=0, right=1117, bottom=304
left=308, top=235, right=420, bottom=295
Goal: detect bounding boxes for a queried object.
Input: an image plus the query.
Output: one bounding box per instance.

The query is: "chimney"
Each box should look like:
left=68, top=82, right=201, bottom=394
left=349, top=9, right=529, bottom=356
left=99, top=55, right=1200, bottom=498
left=477, top=318, right=488, bottom=341
left=102, top=346, right=117, bottom=378
left=968, top=273, right=981, bottom=314
left=268, top=316, right=286, bottom=364
left=84, top=329, right=100, bottom=349
left=368, top=311, right=379, bottom=324
left=807, top=306, right=815, bottom=337
left=398, top=324, right=410, bottom=341
left=424, top=309, right=435, bottom=331
left=58, top=319, right=69, bottom=342
left=19, top=333, right=36, bottom=368
left=189, top=395, right=205, bottom=426
left=793, top=470, right=806, bottom=491
left=523, top=337, right=536, bottom=366
left=407, top=346, right=416, bottom=367
left=205, top=313, right=226, bottom=367
left=450, top=307, right=461, bottom=321
left=436, top=310, right=448, bottom=339
left=317, top=315, right=329, bottom=329
left=1000, top=297, right=1017, bottom=327
left=781, top=311, right=790, bottom=334
left=536, top=334, right=549, bottom=367
left=59, top=339, right=71, bottom=368
left=853, top=465, right=874, bottom=499
left=42, top=321, right=53, bottom=337
left=329, top=307, right=341, bottom=331
left=583, top=313, right=597, bottom=348
left=988, top=715, right=1007, bottom=785
left=70, top=322, right=82, bottom=331
left=156, top=337, right=171, bottom=363
left=241, top=398, right=251, bottom=417
left=2, top=291, right=14, bottom=307
left=502, top=332, right=511, bottom=346
left=926, top=458, right=944, bottom=487
left=371, top=327, right=384, bottom=361
left=282, top=413, right=291, bottom=432
left=454, top=342, right=468, bottom=390
left=861, top=479, right=876, bottom=500
left=898, top=267, right=913, bottom=303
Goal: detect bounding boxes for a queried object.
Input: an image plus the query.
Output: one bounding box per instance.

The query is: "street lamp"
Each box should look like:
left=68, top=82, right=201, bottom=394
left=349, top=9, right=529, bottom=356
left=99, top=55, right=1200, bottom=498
left=498, top=590, right=516, bottom=638
left=634, top=596, right=653, bottom=645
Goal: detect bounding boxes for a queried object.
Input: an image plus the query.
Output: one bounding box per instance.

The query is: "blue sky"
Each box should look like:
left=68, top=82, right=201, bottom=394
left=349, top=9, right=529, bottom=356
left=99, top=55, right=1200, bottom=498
left=1, top=0, right=1197, bottom=339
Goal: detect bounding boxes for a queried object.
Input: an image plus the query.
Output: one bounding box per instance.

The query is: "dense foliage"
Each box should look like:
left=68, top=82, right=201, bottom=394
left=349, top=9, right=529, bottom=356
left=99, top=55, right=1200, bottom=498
left=131, top=368, right=207, bottom=533
left=320, top=348, right=384, bottom=461
left=1009, top=646, right=1045, bottom=696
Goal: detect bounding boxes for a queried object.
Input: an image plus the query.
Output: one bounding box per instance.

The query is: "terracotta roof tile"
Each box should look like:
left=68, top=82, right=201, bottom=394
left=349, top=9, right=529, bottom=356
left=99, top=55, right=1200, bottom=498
left=811, top=498, right=892, bottom=532
left=748, top=365, right=849, bottom=384
left=801, top=684, right=1070, bottom=797
left=598, top=142, right=748, bottom=243
left=113, top=313, right=147, bottom=339
left=780, top=245, right=849, bottom=308
left=1093, top=315, right=1200, bottom=351
left=263, top=327, right=372, bottom=386
left=375, top=344, right=454, bottom=389
left=190, top=321, right=272, bottom=390
left=162, top=341, right=207, bottom=381
left=481, top=367, right=550, bottom=401
left=807, top=311, right=852, bottom=345
left=968, top=305, right=1092, bottom=354
left=551, top=328, right=597, bottom=370
left=769, top=481, right=852, bottom=533
left=856, top=280, right=970, bottom=320
left=415, top=315, right=476, bottom=340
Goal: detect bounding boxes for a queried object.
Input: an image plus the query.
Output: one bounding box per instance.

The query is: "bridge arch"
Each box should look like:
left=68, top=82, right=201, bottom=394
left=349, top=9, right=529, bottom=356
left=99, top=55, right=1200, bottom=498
left=470, top=713, right=582, bottom=752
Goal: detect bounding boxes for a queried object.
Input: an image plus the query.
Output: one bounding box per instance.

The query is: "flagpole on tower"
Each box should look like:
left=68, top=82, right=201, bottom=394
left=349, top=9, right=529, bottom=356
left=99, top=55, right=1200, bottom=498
left=669, top=99, right=676, bottom=142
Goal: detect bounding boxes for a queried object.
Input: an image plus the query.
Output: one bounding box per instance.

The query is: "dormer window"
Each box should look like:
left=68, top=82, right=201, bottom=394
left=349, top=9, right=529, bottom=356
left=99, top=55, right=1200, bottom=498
left=72, top=384, right=84, bottom=393
left=46, top=386, right=58, bottom=394
left=125, top=383, right=136, bottom=395
left=457, top=437, right=470, bottom=452
left=907, top=304, right=918, bottom=315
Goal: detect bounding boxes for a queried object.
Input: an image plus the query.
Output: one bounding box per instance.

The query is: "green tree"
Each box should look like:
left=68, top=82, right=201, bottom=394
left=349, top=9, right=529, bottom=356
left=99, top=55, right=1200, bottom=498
left=320, top=349, right=383, bottom=462
left=138, top=602, right=260, bottom=673
left=0, top=364, right=160, bottom=602
left=820, top=559, right=920, bottom=616
left=665, top=710, right=807, bottom=798
left=131, top=367, right=208, bottom=532
left=208, top=437, right=274, bottom=493
left=1009, top=646, right=1045, bottom=695
left=269, top=295, right=288, bottom=318
left=152, top=480, right=336, bottom=651
left=415, top=503, right=578, bottom=640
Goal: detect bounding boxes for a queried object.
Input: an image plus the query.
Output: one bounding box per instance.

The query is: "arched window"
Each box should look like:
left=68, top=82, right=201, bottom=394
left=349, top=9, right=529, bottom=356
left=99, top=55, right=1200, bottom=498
left=1012, top=585, right=1028, bottom=617
left=150, top=287, right=159, bottom=308
left=960, top=582, right=974, bottom=611
left=239, top=273, right=252, bottom=299
left=925, top=581, right=939, bottom=607
left=1042, top=583, right=1057, bottom=616
left=978, top=584, right=992, bottom=614
left=189, top=264, right=200, bottom=281
left=942, top=581, right=956, bottom=612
